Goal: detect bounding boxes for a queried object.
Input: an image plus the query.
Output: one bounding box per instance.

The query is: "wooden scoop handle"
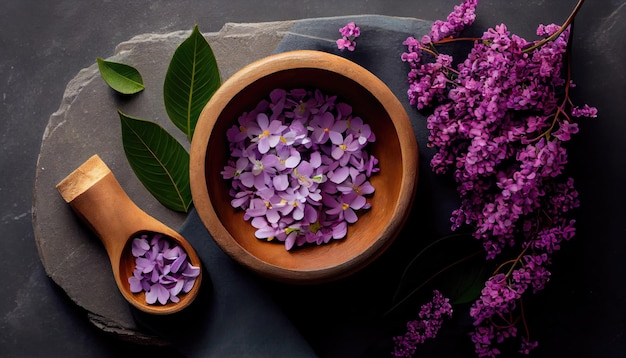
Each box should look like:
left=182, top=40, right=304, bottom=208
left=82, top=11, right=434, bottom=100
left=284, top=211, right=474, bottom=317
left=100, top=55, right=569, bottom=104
left=56, top=155, right=143, bottom=263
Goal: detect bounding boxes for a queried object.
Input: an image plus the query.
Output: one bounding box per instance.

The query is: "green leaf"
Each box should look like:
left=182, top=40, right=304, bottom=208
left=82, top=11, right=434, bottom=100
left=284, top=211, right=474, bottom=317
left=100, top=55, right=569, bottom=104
left=164, top=24, right=221, bottom=142
left=385, top=232, right=489, bottom=316
left=118, top=110, right=192, bottom=212
left=446, top=263, right=491, bottom=305
left=97, top=58, right=145, bottom=94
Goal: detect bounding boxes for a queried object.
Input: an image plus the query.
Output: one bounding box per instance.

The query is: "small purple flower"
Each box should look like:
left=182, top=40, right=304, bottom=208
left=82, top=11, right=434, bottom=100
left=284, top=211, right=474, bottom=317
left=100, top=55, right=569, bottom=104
left=330, top=220, right=348, bottom=239
left=221, top=157, right=249, bottom=180
left=131, top=235, right=150, bottom=257
left=286, top=96, right=315, bottom=119
left=268, top=88, right=287, bottom=117
left=571, top=104, right=598, bottom=118
left=146, top=282, right=170, bottom=305
left=284, top=118, right=311, bottom=147
left=518, top=337, right=539, bottom=355
left=128, top=270, right=144, bottom=293
left=249, top=113, right=287, bottom=154
left=339, top=21, right=360, bottom=38
left=251, top=216, right=280, bottom=240
left=243, top=198, right=267, bottom=220
left=337, top=22, right=360, bottom=52
left=227, top=111, right=259, bottom=145
left=230, top=188, right=253, bottom=208
left=551, top=120, right=579, bottom=141
left=331, top=133, right=362, bottom=166
left=336, top=38, right=356, bottom=52
left=309, top=111, right=346, bottom=144
left=336, top=167, right=375, bottom=198
left=346, top=116, right=375, bottom=145
left=324, top=192, right=367, bottom=224
left=274, top=145, right=301, bottom=171
left=292, top=160, right=321, bottom=189
left=249, top=153, right=279, bottom=189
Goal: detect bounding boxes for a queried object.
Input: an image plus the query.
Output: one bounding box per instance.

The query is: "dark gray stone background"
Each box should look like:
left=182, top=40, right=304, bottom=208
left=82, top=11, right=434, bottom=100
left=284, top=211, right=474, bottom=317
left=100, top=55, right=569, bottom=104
left=2, top=0, right=625, bottom=357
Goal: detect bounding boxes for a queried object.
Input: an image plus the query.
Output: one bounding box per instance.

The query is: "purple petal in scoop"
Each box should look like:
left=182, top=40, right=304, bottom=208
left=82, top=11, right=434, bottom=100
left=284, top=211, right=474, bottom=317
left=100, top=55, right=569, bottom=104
left=128, top=232, right=201, bottom=305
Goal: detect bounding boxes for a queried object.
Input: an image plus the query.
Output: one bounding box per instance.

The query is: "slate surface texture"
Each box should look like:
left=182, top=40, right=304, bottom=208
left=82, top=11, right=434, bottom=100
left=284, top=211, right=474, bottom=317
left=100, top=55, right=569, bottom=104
left=2, top=1, right=625, bottom=357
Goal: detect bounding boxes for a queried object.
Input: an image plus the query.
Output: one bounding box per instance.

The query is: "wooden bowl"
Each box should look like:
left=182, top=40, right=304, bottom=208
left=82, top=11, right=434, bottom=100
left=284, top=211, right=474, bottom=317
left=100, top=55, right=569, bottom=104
left=190, top=50, right=418, bottom=284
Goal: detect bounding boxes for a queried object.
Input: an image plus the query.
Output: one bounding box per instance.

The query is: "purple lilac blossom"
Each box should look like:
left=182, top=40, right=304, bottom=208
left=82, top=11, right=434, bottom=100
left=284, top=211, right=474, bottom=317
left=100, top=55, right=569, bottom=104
left=336, top=22, right=360, bottom=51
left=392, top=290, right=453, bottom=357
left=221, top=88, right=378, bottom=250
left=128, top=233, right=200, bottom=305
left=428, top=0, right=478, bottom=42
left=398, top=0, right=596, bottom=356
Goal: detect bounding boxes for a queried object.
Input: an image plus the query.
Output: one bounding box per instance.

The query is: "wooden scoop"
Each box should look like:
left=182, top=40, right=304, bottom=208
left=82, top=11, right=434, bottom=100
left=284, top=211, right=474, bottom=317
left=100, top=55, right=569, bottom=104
left=56, top=154, right=202, bottom=315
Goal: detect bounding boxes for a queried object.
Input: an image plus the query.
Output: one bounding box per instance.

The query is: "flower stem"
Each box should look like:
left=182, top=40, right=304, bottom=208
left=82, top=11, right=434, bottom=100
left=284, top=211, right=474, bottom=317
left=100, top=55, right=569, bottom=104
left=520, top=297, right=531, bottom=341
left=492, top=244, right=530, bottom=278
left=436, top=37, right=481, bottom=44
left=420, top=44, right=440, bottom=57
left=526, top=39, right=575, bottom=143
left=523, top=0, right=585, bottom=53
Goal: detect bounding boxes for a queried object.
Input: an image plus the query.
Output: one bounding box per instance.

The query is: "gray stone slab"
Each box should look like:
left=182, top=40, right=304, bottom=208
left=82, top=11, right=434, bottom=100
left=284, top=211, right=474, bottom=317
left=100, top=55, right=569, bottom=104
left=32, top=20, right=293, bottom=343
left=32, top=14, right=460, bottom=356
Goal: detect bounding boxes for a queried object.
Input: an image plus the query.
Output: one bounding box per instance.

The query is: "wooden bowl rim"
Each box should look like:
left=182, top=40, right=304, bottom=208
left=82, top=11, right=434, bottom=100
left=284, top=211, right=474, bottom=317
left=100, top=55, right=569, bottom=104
left=190, top=50, right=418, bottom=284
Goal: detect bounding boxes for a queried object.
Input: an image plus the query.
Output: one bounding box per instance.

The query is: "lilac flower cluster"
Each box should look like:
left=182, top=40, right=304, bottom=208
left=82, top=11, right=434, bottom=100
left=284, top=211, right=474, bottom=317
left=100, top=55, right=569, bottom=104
left=398, top=0, right=595, bottom=356
left=429, top=0, right=478, bottom=42
left=128, top=232, right=201, bottom=305
left=401, top=0, right=479, bottom=109
left=392, top=290, right=453, bottom=357
left=336, top=22, right=361, bottom=51
left=221, top=88, right=378, bottom=250
left=392, top=290, right=452, bottom=357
